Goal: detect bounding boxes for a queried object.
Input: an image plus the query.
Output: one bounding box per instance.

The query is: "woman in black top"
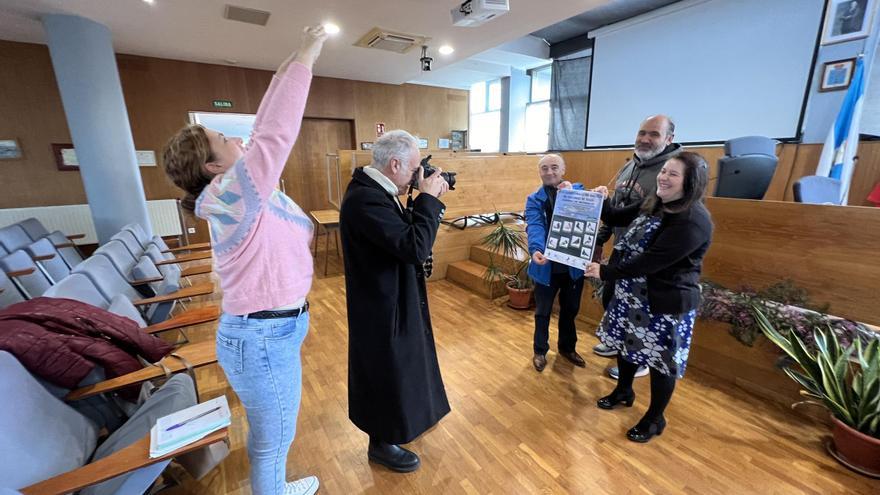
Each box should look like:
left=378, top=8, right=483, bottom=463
left=585, top=151, right=713, bottom=443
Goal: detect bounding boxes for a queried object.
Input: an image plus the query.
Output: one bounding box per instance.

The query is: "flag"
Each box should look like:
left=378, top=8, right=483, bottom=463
left=815, top=56, right=866, bottom=205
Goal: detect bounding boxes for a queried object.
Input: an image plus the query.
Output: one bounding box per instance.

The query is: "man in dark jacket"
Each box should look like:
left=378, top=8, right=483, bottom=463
left=339, top=129, right=450, bottom=473
left=593, top=115, right=680, bottom=377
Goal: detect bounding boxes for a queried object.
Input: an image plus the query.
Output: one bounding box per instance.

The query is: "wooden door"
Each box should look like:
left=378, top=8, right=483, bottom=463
left=280, top=118, right=355, bottom=213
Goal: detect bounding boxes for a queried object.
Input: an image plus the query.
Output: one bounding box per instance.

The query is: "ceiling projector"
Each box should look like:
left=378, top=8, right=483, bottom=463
left=451, top=0, right=510, bottom=27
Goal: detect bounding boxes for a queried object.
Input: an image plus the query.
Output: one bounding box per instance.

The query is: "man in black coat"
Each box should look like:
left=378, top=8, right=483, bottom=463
left=339, top=129, right=451, bottom=473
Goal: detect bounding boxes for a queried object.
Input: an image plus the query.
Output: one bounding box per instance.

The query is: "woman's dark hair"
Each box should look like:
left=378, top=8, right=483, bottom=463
left=160, top=124, right=216, bottom=212
left=641, top=151, right=709, bottom=215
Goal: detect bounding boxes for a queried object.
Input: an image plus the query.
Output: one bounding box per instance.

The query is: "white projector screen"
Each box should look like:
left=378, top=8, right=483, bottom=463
left=586, top=0, right=824, bottom=147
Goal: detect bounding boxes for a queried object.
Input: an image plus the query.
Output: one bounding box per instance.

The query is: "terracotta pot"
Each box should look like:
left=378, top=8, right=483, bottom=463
left=507, top=284, right=532, bottom=309
left=831, top=415, right=880, bottom=474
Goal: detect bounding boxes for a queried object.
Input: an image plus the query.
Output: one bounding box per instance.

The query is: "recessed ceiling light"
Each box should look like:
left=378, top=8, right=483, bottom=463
left=225, top=59, right=238, bottom=65
left=323, top=23, right=340, bottom=35
left=439, top=45, right=454, bottom=55
left=143, top=0, right=155, bottom=4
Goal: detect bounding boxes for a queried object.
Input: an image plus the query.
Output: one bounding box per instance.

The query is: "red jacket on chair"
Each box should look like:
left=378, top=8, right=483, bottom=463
left=0, top=297, right=173, bottom=390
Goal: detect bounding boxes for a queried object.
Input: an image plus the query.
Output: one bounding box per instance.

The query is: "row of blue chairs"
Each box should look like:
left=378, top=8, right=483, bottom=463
left=0, top=220, right=213, bottom=324
left=0, top=220, right=226, bottom=494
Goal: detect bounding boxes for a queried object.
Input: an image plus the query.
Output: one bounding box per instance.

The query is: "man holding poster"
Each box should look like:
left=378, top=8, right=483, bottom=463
left=525, top=154, right=593, bottom=372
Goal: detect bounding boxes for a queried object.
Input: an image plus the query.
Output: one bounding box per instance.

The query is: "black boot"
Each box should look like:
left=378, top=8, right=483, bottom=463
left=597, top=389, right=635, bottom=409
left=626, top=417, right=667, bottom=443
left=368, top=438, right=420, bottom=473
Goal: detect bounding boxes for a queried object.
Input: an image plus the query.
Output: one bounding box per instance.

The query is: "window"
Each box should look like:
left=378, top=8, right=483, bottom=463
left=525, top=65, right=552, bottom=152
left=469, top=79, right=502, bottom=152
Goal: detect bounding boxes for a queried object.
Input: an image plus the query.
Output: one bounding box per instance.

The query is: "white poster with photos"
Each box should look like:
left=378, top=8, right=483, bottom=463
left=544, top=189, right=604, bottom=270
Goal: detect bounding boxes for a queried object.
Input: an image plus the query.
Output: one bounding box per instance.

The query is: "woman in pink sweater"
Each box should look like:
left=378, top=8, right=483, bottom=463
left=161, top=26, right=327, bottom=495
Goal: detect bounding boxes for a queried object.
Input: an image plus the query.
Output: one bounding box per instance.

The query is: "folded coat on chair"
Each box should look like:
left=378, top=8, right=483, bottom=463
left=0, top=297, right=173, bottom=393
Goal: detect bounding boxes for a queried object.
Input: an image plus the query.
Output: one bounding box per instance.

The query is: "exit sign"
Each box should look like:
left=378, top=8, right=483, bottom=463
left=212, top=100, right=233, bottom=109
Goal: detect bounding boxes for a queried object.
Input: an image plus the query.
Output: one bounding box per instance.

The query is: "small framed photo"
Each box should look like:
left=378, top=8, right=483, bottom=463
left=820, top=58, right=857, bottom=92
left=52, top=143, right=79, bottom=171
left=418, top=138, right=429, bottom=149
left=821, top=0, right=877, bottom=45
left=0, top=138, right=23, bottom=160
left=360, top=142, right=373, bottom=150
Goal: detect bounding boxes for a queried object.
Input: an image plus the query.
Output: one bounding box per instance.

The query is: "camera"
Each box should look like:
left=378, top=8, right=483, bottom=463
left=410, top=154, right=456, bottom=191
left=420, top=45, right=433, bottom=72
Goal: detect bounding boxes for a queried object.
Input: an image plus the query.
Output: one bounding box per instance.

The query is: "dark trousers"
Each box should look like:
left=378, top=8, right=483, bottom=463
left=533, top=272, right=585, bottom=355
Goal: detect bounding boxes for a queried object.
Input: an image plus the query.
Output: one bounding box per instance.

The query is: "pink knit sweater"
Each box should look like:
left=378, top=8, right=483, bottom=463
left=196, top=63, right=314, bottom=315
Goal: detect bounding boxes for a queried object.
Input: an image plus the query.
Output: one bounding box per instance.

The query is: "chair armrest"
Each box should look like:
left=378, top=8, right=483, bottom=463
left=181, top=265, right=212, bottom=277
left=130, top=276, right=164, bottom=286
left=66, top=233, right=86, bottom=240
left=133, top=282, right=214, bottom=306
left=52, top=241, right=76, bottom=249
left=154, top=252, right=213, bottom=265
left=31, top=253, right=56, bottom=261
left=6, top=267, right=35, bottom=277
left=162, top=242, right=212, bottom=253
left=20, top=428, right=228, bottom=495
left=65, top=340, right=216, bottom=401
left=143, top=305, right=220, bottom=334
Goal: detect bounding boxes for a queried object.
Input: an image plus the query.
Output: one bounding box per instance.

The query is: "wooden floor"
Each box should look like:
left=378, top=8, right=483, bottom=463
left=164, top=252, right=879, bottom=494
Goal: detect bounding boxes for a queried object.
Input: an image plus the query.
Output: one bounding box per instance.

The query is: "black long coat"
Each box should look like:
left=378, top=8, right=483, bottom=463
left=339, top=167, right=451, bottom=444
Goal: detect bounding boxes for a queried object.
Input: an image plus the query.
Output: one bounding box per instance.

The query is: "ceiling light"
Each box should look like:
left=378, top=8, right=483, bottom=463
left=323, top=23, right=340, bottom=35
left=142, top=0, right=155, bottom=4
left=439, top=45, right=454, bottom=55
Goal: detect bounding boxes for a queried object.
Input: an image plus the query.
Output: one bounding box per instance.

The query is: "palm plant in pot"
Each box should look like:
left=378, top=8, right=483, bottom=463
left=480, top=219, right=533, bottom=309
left=754, top=305, right=880, bottom=477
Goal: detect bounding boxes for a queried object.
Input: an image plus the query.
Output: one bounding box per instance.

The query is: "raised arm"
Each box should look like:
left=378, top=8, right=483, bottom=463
left=244, top=26, right=328, bottom=198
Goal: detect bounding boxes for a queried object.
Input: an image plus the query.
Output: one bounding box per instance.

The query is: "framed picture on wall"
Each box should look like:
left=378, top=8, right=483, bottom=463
left=52, top=143, right=79, bottom=171
left=820, top=58, right=857, bottom=91
left=821, top=0, right=877, bottom=45
left=0, top=138, right=23, bottom=160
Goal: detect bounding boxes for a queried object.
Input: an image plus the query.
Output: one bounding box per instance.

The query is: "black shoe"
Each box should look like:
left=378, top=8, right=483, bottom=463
left=533, top=354, right=547, bottom=372
left=368, top=440, right=420, bottom=473
left=596, top=389, right=635, bottom=410
left=626, top=417, right=667, bottom=443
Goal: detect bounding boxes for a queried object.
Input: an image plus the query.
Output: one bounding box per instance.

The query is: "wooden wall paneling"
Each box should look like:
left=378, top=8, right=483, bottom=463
left=304, top=76, right=356, bottom=120
left=0, top=40, right=84, bottom=207
left=353, top=82, right=406, bottom=145
left=762, top=143, right=799, bottom=201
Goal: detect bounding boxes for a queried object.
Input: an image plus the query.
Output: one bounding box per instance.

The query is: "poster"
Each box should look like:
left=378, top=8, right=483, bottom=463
left=544, top=188, right=603, bottom=270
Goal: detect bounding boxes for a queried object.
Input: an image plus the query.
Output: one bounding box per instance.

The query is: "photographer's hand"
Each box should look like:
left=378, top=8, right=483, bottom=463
left=418, top=165, right=449, bottom=198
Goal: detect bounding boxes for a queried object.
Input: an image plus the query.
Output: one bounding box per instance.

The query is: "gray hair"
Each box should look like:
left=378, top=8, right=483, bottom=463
left=370, top=130, right=419, bottom=171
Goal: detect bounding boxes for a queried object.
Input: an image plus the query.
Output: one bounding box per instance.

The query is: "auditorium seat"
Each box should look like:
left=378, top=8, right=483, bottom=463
left=714, top=136, right=778, bottom=200
left=793, top=175, right=842, bottom=205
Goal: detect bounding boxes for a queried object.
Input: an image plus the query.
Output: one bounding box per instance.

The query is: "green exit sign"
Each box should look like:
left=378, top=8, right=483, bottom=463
left=212, top=99, right=233, bottom=109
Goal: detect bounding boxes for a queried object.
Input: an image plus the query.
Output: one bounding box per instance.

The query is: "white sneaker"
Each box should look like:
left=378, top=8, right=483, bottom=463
left=607, top=365, right=649, bottom=380
left=593, top=343, right=617, bottom=357
left=285, top=476, right=319, bottom=495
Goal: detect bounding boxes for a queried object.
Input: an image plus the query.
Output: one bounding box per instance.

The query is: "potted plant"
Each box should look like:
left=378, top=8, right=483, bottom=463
left=479, top=219, right=534, bottom=309
left=754, top=306, right=880, bottom=476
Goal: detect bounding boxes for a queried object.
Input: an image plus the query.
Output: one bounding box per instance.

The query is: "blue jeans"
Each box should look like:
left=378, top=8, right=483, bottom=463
left=216, top=312, right=309, bottom=495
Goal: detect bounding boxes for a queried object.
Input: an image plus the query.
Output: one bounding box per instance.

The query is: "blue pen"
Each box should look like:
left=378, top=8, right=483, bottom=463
left=165, top=406, right=222, bottom=432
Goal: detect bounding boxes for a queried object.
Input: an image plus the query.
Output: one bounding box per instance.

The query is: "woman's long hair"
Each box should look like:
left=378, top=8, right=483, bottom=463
left=160, top=124, right=216, bottom=212
left=641, top=151, right=709, bottom=215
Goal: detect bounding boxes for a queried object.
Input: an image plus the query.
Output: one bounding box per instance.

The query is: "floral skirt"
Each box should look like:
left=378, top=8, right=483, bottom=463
left=597, top=277, right=696, bottom=378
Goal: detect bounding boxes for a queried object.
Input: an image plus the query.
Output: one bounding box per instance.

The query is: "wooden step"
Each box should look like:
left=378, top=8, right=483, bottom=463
left=446, top=260, right=506, bottom=299
left=469, top=245, right=529, bottom=273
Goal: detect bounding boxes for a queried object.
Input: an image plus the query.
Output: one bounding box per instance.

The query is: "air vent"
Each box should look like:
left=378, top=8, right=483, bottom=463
left=224, top=4, right=271, bottom=26
left=354, top=27, right=428, bottom=54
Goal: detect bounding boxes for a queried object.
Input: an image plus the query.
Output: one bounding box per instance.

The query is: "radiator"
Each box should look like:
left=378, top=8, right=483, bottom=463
left=0, top=200, right=182, bottom=245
